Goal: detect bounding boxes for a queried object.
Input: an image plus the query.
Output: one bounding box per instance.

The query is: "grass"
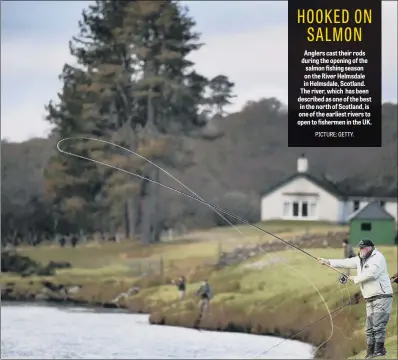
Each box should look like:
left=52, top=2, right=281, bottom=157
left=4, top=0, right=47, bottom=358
left=348, top=336, right=398, bottom=359
left=2, top=220, right=395, bottom=359
left=178, top=220, right=347, bottom=247
left=143, top=246, right=397, bottom=359
left=17, top=220, right=347, bottom=272
left=206, top=220, right=345, bottom=235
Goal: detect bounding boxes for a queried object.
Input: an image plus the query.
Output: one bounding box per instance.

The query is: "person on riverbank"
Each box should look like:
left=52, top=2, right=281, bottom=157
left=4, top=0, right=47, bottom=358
left=196, top=279, right=212, bottom=314
left=342, top=239, right=356, bottom=276
left=172, top=276, right=186, bottom=300
left=318, top=239, right=393, bottom=359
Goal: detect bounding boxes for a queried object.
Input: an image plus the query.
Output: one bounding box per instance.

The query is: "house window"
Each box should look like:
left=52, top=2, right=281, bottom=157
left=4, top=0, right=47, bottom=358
left=361, top=222, right=372, bottom=231
left=379, top=201, right=385, bottom=208
left=283, top=202, right=290, bottom=217
left=302, top=202, right=308, bottom=217
left=353, top=200, right=360, bottom=211
left=293, top=202, right=299, bottom=217
left=310, top=203, right=317, bottom=217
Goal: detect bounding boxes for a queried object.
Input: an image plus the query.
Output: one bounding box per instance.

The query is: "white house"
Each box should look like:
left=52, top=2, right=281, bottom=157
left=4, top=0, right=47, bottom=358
left=260, top=154, right=397, bottom=224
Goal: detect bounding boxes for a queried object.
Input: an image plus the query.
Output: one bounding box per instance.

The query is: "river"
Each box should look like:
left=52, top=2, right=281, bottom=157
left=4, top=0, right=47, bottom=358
left=1, top=303, right=314, bottom=359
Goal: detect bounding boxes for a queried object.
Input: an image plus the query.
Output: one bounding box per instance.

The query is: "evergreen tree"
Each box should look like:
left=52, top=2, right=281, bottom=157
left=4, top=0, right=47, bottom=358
left=44, top=65, right=103, bottom=233
left=208, top=75, right=236, bottom=118
left=44, top=0, right=235, bottom=243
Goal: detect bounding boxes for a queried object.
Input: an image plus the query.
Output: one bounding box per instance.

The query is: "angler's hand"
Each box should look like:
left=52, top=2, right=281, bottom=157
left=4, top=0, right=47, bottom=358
left=348, top=276, right=355, bottom=283
left=318, top=258, right=330, bottom=266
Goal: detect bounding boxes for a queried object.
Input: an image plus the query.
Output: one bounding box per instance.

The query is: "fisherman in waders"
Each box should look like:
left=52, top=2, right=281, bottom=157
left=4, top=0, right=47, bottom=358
left=318, top=239, right=393, bottom=359
left=172, top=276, right=186, bottom=300
left=196, top=279, right=212, bottom=315
left=342, top=239, right=356, bottom=277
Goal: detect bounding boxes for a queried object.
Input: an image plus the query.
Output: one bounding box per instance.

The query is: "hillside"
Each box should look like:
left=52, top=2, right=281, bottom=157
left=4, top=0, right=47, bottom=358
left=1, top=99, right=397, bottom=231
left=159, top=99, right=398, bottom=227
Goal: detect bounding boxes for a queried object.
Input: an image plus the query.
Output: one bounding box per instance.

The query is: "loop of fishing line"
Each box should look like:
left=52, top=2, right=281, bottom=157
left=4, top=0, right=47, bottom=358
left=57, top=137, right=355, bottom=358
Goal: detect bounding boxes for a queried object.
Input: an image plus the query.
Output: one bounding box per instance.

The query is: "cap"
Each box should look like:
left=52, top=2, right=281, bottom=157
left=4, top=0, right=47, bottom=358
left=357, top=239, right=374, bottom=248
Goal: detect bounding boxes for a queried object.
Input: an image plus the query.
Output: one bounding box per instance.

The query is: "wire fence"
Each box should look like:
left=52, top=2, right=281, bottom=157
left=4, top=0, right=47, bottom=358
left=125, top=253, right=220, bottom=278
left=127, top=257, right=166, bottom=277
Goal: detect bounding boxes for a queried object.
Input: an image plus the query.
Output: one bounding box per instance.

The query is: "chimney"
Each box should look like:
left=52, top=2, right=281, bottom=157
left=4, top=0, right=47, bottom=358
left=297, top=153, right=308, bottom=173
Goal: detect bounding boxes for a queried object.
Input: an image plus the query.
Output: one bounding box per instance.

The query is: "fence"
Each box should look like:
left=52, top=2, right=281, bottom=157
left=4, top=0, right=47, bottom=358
left=127, top=257, right=165, bottom=277
left=126, top=253, right=220, bottom=279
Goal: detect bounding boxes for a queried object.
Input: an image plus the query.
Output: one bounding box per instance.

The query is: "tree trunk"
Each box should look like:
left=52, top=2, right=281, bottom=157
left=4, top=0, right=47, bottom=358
left=141, top=189, right=154, bottom=244
left=150, top=167, right=161, bottom=243
left=124, top=202, right=129, bottom=238
left=141, top=168, right=162, bottom=244
left=125, top=195, right=139, bottom=239
left=121, top=120, right=140, bottom=240
left=141, top=77, right=162, bottom=244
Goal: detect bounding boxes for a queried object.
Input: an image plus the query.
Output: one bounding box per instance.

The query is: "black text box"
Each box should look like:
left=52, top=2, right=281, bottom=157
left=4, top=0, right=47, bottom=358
left=288, top=0, right=382, bottom=147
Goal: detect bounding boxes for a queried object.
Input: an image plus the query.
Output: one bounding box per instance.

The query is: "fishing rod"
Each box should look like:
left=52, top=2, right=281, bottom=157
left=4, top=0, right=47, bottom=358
left=57, top=138, right=350, bottom=284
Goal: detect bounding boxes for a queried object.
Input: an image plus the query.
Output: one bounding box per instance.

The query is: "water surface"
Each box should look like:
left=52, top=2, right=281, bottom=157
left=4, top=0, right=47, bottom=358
left=1, top=303, right=314, bottom=359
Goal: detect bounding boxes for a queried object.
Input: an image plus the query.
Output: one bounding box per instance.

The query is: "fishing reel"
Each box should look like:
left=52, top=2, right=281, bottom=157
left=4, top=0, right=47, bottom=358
left=339, top=275, right=348, bottom=284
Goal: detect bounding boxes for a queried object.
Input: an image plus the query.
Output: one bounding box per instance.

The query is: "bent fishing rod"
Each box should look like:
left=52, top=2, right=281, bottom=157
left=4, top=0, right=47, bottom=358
left=57, top=138, right=350, bottom=284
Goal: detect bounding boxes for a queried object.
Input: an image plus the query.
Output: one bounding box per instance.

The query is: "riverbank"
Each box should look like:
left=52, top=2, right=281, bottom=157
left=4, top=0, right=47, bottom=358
left=145, top=246, right=397, bottom=359
left=1, top=222, right=396, bottom=359
left=2, top=248, right=396, bottom=359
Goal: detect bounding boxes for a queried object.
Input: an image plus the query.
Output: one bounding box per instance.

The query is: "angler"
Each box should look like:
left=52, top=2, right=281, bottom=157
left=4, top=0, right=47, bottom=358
left=342, top=239, right=356, bottom=277
left=196, top=279, right=212, bottom=314
left=319, top=239, right=393, bottom=359
left=192, top=279, right=213, bottom=329
left=171, top=276, right=186, bottom=300
left=57, top=137, right=391, bottom=355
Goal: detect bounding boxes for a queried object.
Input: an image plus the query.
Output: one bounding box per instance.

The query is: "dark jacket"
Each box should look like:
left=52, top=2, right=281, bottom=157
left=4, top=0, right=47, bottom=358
left=176, top=279, right=186, bottom=291
left=196, top=282, right=212, bottom=299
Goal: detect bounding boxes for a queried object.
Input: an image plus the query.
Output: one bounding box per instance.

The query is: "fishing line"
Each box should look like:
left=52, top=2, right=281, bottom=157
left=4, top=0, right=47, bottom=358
left=340, top=284, right=361, bottom=339
left=57, top=137, right=338, bottom=356
left=257, top=274, right=358, bottom=358
left=57, top=137, right=349, bottom=280
left=256, top=298, right=358, bottom=358
left=59, top=137, right=244, bottom=236
left=327, top=281, right=356, bottom=340
left=57, top=137, right=352, bottom=357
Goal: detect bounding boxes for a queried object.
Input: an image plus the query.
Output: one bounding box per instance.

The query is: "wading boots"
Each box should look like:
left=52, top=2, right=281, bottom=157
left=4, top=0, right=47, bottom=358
left=373, top=342, right=386, bottom=357
left=365, top=343, right=375, bottom=359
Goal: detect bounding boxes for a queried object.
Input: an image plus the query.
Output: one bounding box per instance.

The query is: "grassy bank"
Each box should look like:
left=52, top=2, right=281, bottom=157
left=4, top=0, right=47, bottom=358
left=144, top=246, right=397, bottom=359
left=348, top=336, right=397, bottom=360
left=1, top=221, right=396, bottom=359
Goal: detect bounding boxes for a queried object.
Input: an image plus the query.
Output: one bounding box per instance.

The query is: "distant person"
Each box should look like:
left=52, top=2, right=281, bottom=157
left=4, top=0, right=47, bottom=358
left=196, top=279, right=212, bottom=314
left=343, top=239, right=356, bottom=258
left=342, top=239, right=356, bottom=276
left=391, top=272, right=398, bottom=284
left=172, top=276, right=186, bottom=300
left=318, top=239, right=393, bottom=359
left=59, top=237, right=66, bottom=247
left=70, top=235, right=79, bottom=247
